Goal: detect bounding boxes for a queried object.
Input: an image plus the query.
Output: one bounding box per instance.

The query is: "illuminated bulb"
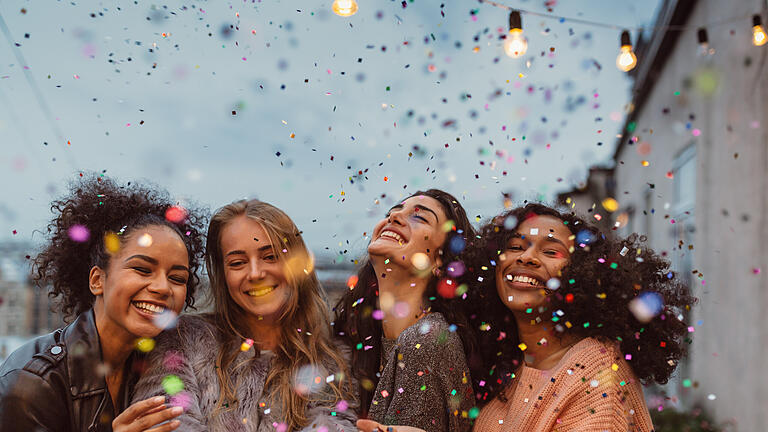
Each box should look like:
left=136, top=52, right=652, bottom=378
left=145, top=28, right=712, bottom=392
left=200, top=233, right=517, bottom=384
left=504, top=11, right=527, bottom=58
left=332, top=0, right=358, bottom=17
left=753, top=15, right=767, bottom=46
left=504, top=29, right=528, bottom=58
left=616, top=30, right=637, bottom=72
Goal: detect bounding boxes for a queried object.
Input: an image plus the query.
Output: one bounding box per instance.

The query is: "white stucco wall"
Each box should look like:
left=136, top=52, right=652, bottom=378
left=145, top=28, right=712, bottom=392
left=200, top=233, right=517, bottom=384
left=613, top=1, right=768, bottom=429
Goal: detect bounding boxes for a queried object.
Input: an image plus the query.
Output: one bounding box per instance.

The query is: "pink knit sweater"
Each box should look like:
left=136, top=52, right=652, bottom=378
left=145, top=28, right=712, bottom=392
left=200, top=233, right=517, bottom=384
left=474, top=337, right=654, bottom=431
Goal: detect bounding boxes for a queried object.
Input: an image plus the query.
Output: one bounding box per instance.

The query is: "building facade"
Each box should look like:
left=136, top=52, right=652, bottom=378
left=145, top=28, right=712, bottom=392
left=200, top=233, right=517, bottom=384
left=0, top=242, right=65, bottom=361
left=559, top=0, right=768, bottom=429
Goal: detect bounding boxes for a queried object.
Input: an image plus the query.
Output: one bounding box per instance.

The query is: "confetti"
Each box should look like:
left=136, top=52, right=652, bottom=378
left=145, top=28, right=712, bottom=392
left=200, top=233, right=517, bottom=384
left=628, top=292, right=664, bottom=323
left=137, top=233, right=153, bottom=247
left=165, top=206, right=187, bottom=223
left=67, top=224, right=90, bottom=242
left=136, top=338, right=155, bottom=352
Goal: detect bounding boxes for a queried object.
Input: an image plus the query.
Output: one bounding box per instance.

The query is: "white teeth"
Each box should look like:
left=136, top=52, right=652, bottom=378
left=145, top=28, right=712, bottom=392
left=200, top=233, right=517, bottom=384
left=247, top=286, right=275, bottom=297
left=133, top=301, right=166, bottom=314
left=380, top=230, right=405, bottom=243
left=509, top=275, right=542, bottom=286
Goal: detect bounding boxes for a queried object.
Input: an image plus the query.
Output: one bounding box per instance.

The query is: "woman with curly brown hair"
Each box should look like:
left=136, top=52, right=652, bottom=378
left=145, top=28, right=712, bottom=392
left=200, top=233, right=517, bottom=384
left=338, top=190, right=478, bottom=432
left=132, top=199, right=357, bottom=431
left=0, top=174, right=207, bottom=432
left=468, top=203, right=695, bottom=431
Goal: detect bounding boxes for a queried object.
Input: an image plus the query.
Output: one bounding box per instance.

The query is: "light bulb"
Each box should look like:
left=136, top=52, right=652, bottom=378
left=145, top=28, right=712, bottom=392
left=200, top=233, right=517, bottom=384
left=504, top=29, right=528, bottom=58
left=753, top=15, right=767, bottom=46
left=616, top=30, right=637, bottom=72
left=753, top=25, right=767, bottom=46
left=332, top=0, right=358, bottom=17
left=616, top=46, right=637, bottom=71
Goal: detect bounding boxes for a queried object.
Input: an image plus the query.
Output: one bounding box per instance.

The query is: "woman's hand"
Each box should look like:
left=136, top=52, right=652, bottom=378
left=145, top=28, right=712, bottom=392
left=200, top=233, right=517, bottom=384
left=112, top=396, right=182, bottom=432
left=356, top=419, right=426, bottom=432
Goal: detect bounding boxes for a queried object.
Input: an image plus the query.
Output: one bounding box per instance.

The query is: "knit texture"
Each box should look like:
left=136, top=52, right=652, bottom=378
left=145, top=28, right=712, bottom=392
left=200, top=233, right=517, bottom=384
left=474, top=337, right=654, bottom=432
left=131, top=314, right=357, bottom=432
left=368, top=312, right=475, bottom=432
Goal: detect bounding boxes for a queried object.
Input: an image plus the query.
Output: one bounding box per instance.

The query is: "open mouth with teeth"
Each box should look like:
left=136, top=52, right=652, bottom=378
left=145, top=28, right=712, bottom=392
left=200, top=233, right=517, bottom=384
left=379, top=230, right=406, bottom=244
left=132, top=301, right=167, bottom=315
left=505, top=274, right=544, bottom=287
left=247, top=285, right=276, bottom=297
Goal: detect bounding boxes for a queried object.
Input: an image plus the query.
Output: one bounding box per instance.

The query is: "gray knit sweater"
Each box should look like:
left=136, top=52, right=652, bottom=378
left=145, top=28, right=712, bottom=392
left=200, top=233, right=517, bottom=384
left=131, top=314, right=358, bottom=432
left=368, top=312, right=475, bottom=432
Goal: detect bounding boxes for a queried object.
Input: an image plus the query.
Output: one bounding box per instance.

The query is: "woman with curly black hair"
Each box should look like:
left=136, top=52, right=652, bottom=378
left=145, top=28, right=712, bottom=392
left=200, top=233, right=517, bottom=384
left=468, top=203, right=695, bottom=431
left=337, top=189, right=478, bottom=432
left=0, top=174, right=206, bottom=432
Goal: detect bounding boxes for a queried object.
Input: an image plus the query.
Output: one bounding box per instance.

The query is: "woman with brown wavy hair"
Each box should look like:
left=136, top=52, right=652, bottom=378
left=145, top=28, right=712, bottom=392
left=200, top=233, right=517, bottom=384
left=132, top=199, right=357, bottom=431
left=336, top=189, right=478, bottom=432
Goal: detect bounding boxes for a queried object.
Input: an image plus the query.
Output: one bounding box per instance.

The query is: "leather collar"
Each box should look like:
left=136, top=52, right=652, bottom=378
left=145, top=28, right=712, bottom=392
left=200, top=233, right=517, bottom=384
left=64, top=309, right=108, bottom=398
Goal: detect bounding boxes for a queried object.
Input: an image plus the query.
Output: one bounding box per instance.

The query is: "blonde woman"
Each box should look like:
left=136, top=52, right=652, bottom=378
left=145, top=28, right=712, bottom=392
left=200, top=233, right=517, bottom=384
left=132, top=200, right=357, bottom=431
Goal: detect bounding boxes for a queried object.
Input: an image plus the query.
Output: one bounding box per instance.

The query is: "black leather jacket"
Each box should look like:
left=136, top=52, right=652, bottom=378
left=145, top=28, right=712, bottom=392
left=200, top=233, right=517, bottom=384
left=0, top=309, right=138, bottom=432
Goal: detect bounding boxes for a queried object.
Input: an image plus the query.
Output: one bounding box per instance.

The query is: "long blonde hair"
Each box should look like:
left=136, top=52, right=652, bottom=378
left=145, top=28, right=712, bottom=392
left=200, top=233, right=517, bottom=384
left=205, top=199, right=352, bottom=429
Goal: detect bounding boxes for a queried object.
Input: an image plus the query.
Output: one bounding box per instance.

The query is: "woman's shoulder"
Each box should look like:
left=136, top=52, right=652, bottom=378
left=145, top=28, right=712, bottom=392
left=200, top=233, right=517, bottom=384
left=154, top=313, right=222, bottom=352
left=0, top=331, right=61, bottom=376
left=552, top=337, right=642, bottom=389
left=0, top=329, right=70, bottom=423
left=564, top=337, right=625, bottom=369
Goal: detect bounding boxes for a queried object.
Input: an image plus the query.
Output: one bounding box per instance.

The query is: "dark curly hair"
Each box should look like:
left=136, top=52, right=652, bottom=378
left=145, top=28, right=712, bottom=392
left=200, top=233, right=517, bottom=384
left=332, top=189, right=480, bottom=415
left=32, top=173, right=208, bottom=321
left=468, top=202, right=696, bottom=406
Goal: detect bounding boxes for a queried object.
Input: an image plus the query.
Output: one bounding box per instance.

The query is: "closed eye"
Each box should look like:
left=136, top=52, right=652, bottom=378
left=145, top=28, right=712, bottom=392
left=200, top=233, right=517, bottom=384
left=132, top=267, right=151, bottom=274
left=170, top=276, right=188, bottom=284
left=413, top=214, right=428, bottom=222
left=228, top=261, right=246, bottom=267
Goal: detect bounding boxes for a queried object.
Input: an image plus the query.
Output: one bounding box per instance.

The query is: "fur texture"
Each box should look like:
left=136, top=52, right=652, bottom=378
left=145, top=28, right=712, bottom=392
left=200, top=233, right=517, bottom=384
left=132, top=314, right=357, bottom=431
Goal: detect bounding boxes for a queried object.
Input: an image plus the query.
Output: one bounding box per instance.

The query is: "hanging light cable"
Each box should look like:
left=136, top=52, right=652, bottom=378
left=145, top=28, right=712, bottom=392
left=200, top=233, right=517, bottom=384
left=616, top=30, right=638, bottom=72
left=332, top=0, right=358, bottom=17
left=752, top=14, right=767, bottom=46
left=503, top=10, right=528, bottom=58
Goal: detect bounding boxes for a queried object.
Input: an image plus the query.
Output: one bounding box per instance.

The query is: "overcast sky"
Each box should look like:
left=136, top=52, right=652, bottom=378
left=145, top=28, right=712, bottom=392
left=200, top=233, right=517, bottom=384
left=0, top=0, right=660, bottom=261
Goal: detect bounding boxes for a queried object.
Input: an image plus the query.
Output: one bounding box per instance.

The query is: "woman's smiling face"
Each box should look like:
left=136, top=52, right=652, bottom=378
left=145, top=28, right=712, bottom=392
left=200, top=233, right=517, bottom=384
left=91, top=224, right=190, bottom=339
left=496, top=214, right=574, bottom=312
left=220, top=215, right=291, bottom=322
left=368, top=195, right=448, bottom=272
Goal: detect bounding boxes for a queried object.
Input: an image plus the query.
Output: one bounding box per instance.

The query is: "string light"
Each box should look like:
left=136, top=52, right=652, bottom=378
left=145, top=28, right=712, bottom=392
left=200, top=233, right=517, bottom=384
left=480, top=0, right=767, bottom=64
left=503, top=10, right=527, bottom=58
left=753, top=14, right=767, bottom=46
left=332, top=0, right=358, bottom=17
left=616, top=30, right=637, bottom=72
left=696, top=27, right=714, bottom=57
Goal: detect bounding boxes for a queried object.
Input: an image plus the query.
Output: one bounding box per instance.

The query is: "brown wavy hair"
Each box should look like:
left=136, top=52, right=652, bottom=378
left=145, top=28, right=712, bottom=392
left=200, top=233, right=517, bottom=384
left=205, top=199, right=353, bottom=430
left=32, top=173, right=207, bottom=321
left=468, top=203, right=696, bottom=406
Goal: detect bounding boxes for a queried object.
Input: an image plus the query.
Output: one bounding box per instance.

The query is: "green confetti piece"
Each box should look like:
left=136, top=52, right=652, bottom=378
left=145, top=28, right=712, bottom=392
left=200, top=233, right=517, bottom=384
left=162, top=374, right=184, bottom=395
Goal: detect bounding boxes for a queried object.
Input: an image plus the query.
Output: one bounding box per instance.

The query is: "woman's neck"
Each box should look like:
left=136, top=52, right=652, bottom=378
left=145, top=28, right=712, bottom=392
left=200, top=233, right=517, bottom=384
left=514, top=311, right=579, bottom=371
left=243, top=315, right=281, bottom=351
left=372, top=259, right=430, bottom=339
left=93, top=301, right=136, bottom=375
